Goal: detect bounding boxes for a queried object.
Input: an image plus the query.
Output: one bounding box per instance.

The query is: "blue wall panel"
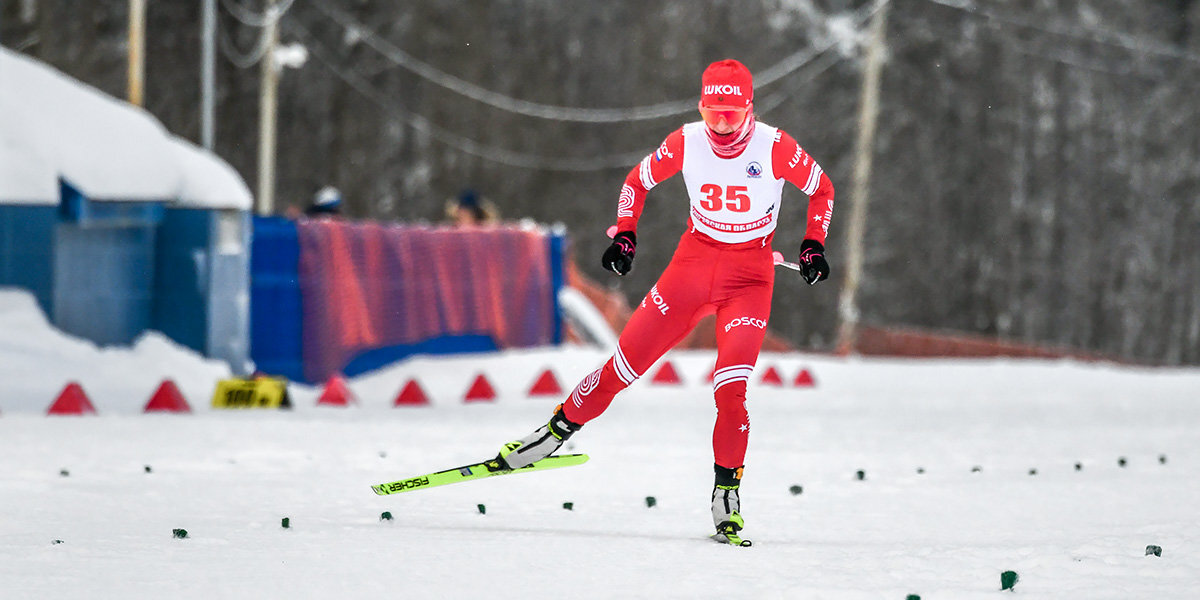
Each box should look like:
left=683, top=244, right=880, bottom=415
left=154, top=209, right=210, bottom=354
left=2, top=193, right=249, bottom=369
left=249, top=216, right=304, bottom=380
left=53, top=223, right=156, bottom=345
left=0, top=206, right=56, bottom=316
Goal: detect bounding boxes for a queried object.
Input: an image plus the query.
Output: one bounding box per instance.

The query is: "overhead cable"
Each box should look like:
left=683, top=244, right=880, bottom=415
left=220, top=0, right=297, bottom=28
left=287, top=21, right=646, bottom=171
left=218, top=25, right=269, bottom=69
left=306, top=0, right=879, bottom=123
left=919, top=0, right=1200, bottom=64
left=287, top=17, right=852, bottom=172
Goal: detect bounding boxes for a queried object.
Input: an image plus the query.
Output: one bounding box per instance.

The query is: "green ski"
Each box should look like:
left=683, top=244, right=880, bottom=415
left=371, top=454, right=589, bottom=496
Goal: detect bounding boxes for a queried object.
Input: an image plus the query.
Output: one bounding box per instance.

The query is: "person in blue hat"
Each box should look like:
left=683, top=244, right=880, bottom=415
left=445, top=188, right=499, bottom=227
left=305, top=186, right=343, bottom=217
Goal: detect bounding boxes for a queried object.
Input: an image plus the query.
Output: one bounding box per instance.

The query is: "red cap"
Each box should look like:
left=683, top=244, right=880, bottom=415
left=700, top=59, right=753, bottom=108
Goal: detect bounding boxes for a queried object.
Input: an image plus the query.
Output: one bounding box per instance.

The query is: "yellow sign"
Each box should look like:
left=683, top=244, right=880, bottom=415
left=211, top=376, right=291, bottom=409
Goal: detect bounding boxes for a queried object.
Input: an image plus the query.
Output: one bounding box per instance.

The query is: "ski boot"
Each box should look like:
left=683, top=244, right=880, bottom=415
left=497, top=404, right=583, bottom=470
left=711, top=464, right=751, bottom=547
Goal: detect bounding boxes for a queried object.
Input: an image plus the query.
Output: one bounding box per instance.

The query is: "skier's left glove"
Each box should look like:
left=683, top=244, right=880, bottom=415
left=601, top=231, right=636, bottom=276
left=797, top=239, right=830, bottom=285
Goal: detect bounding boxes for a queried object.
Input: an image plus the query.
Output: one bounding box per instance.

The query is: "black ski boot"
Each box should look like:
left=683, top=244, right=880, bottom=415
left=497, top=404, right=583, bottom=469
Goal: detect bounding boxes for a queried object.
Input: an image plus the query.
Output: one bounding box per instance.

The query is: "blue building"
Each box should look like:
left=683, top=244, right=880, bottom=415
left=0, top=48, right=252, bottom=372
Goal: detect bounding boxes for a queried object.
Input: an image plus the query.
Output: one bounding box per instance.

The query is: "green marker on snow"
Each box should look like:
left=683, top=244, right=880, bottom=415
left=1000, top=570, right=1018, bottom=590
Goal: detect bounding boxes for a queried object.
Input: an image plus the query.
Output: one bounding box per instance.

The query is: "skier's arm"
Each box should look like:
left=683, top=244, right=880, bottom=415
left=615, top=128, right=685, bottom=235
left=772, top=130, right=834, bottom=245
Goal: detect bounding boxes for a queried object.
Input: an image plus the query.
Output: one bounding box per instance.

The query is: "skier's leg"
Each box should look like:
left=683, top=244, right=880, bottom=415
left=561, top=245, right=715, bottom=425
left=709, top=280, right=772, bottom=531
left=711, top=303, right=771, bottom=470
left=563, top=295, right=712, bottom=425
left=502, top=247, right=713, bottom=469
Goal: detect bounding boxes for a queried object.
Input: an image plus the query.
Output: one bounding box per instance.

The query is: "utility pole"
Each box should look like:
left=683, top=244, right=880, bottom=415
left=835, top=0, right=889, bottom=354
left=201, top=0, right=217, bottom=150
left=128, top=0, right=146, bottom=106
left=256, top=0, right=279, bottom=215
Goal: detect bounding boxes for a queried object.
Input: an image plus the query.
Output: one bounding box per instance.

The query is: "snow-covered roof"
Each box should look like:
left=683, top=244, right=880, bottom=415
left=0, top=47, right=251, bottom=210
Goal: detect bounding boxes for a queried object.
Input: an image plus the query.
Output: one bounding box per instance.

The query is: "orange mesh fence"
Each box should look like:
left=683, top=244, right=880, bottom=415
left=297, top=221, right=557, bottom=382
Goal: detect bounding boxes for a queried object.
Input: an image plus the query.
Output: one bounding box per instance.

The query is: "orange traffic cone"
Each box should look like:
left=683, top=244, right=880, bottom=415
left=759, top=366, right=784, bottom=386
left=317, top=375, right=356, bottom=407
left=144, top=379, right=191, bottom=413
left=650, top=361, right=682, bottom=385
left=528, top=369, right=563, bottom=397
left=464, top=373, right=496, bottom=402
left=394, top=379, right=430, bottom=406
left=48, top=382, right=97, bottom=415
left=794, top=368, right=816, bottom=387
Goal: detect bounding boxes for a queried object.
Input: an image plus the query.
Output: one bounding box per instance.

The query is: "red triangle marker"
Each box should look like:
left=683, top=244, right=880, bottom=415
left=794, top=368, right=816, bottom=387
left=48, top=382, right=97, bottom=415
left=650, top=361, right=682, bottom=385
left=464, top=374, right=497, bottom=402
left=760, top=366, right=784, bottom=386
left=393, top=380, right=430, bottom=406
left=144, top=379, right=191, bottom=413
left=317, top=375, right=356, bottom=407
left=528, top=369, right=563, bottom=397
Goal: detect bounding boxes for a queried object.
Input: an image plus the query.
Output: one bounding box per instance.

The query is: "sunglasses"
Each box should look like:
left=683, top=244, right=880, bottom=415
left=699, top=106, right=749, bottom=130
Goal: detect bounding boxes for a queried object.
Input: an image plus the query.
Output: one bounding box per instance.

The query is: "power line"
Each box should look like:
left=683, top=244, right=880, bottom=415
left=218, top=24, right=268, bottom=69
left=754, top=49, right=845, bottom=115
left=891, top=8, right=1154, bottom=79
left=286, top=20, right=645, bottom=172
left=286, top=17, right=852, bottom=172
left=305, top=0, right=880, bottom=123
left=220, top=0, right=296, bottom=28
left=217, top=0, right=299, bottom=68
left=918, top=0, right=1200, bottom=65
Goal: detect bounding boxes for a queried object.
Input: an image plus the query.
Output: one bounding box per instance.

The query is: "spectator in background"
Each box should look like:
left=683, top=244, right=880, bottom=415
left=305, top=186, right=344, bottom=218
left=445, top=188, right=499, bottom=227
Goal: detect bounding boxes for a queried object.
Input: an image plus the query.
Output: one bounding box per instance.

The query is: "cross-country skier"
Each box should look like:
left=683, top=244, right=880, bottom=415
left=497, top=59, right=834, bottom=543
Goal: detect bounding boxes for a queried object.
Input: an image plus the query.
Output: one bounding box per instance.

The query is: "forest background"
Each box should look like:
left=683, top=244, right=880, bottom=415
left=4, top=0, right=1198, bottom=365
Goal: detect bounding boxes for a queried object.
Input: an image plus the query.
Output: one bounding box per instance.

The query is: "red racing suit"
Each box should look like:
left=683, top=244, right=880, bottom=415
left=562, top=119, right=834, bottom=470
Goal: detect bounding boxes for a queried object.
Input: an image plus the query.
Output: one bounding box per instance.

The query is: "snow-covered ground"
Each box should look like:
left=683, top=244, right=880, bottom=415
left=1, top=287, right=1198, bottom=599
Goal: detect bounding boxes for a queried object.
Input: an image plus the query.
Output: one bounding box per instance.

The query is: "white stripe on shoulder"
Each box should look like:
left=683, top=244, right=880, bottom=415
left=803, top=164, right=824, bottom=196
left=639, top=155, right=656, bottom=190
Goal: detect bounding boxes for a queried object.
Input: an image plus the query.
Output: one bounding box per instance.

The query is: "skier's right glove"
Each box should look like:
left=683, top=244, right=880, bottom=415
left=601, top=231, right=636, bottom=276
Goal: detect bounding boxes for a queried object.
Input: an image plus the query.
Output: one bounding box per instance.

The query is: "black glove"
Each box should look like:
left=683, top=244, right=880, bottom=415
left=601, top=231, right=636, bottom=276
left=797, top=239, right=830, bottom=285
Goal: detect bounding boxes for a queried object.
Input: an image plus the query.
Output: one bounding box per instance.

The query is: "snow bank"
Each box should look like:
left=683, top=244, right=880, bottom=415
left=0, top=288, right=232, bottom=413
left=0, top=47, right=250, bottom=210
